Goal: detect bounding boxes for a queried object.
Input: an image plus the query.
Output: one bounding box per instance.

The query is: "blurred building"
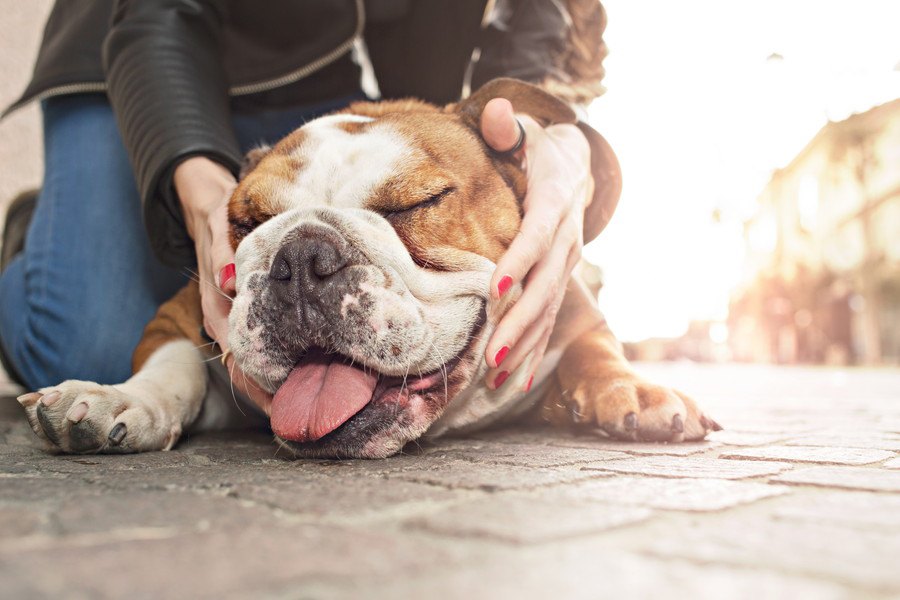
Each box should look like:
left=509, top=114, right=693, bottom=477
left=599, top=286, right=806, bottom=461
left=623, top=319, right=730, bottom=363
left=730, top=99, right=900, bottom=365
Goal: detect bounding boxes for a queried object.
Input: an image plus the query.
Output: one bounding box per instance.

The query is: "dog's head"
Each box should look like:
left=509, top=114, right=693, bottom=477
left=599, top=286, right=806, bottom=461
left=227, top=79, right=575, bottom=458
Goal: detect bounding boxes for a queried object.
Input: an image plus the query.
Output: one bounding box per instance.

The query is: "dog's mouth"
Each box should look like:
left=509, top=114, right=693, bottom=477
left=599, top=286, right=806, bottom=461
left=270, top=347, right=460, bottom=443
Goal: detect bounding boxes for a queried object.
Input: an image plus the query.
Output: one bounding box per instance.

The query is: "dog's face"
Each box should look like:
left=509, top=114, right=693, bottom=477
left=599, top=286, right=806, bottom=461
left=226, top=79, right=575, bottom=458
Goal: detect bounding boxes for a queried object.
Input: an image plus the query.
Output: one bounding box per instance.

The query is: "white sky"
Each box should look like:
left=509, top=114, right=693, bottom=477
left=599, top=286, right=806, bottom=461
left=585, top=0, right=900, bottom=341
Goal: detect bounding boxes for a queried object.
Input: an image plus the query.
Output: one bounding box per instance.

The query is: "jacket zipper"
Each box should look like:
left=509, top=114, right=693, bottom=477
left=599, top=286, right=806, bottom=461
left=461, top=0, right=497, bottom=98
left=28, top=82, right=108, bottom=103
left=230, top=0, right=365, bottom=96
left=20, top=0, right=364, bottom=104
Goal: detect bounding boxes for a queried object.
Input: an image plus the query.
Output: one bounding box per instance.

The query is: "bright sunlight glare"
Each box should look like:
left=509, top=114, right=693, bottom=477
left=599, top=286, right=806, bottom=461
left=585, top=0, right=900, bottom=342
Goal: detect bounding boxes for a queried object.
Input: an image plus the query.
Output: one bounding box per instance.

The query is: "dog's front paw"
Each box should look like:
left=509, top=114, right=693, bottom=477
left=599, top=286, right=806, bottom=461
left=16, top=381, right=179, bottom=454
left=560, top=373, right=721, bottom=442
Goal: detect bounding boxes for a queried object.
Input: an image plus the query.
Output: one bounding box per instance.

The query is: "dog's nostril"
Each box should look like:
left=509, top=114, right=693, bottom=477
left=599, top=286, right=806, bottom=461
left=311, top=244, right=344, bottom=278
left=269, top=254, right=292, bottom=281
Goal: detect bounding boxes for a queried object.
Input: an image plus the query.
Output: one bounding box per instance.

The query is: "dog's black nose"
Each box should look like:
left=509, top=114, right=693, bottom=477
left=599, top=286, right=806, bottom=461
left=269, top=236, right=348, bottom=297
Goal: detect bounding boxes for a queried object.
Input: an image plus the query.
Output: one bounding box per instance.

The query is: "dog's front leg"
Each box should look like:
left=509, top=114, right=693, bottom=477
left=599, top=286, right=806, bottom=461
left=17, top=283, right=208, bottom=453
left=535, top=279, right=721, bottom=442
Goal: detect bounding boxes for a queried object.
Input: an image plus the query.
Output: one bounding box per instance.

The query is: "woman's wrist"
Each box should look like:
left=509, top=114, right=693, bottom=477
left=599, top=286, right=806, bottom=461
left=174, top=156, right=236, bottom=240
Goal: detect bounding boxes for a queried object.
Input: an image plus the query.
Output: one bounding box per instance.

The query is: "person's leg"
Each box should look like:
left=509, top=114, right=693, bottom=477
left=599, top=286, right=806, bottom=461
left=0, top=94, right=184, bottom=389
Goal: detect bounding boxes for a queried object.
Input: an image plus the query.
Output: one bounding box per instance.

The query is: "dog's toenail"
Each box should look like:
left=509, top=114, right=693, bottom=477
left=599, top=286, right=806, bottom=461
left=624, top=412, right=638, bottom=430
left=40, top=392, right=61, bottom=407
left=709, top=418, right=723, bottom=431
left=108, top=423, right=127, bottom=445
left=67, top=402, right=89, bottom=423
left=570, top=403, right=582, bottom=423
left=671, top=414, right=684, bottom=433
left=17, top=392, right=41, bottom=406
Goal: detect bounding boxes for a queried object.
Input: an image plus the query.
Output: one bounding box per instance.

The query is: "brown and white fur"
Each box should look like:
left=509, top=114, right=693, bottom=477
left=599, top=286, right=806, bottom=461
left=17, top=79, right=720, bottom=458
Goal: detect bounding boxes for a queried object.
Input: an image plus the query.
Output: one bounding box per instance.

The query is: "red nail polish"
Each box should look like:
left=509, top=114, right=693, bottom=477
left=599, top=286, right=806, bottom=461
left=219, top=263, right=236, bottom=288
left=497, top=274, right=513, bottom=297
left=524, top=374, right=534, bottom=392
left=494, top=371, right=510, bottom=388
left=494, top=345, right=510, bottom=367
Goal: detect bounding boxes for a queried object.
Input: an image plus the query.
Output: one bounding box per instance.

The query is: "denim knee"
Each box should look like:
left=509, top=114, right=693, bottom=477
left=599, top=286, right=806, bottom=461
left=11, top=310, right=140, bottom=389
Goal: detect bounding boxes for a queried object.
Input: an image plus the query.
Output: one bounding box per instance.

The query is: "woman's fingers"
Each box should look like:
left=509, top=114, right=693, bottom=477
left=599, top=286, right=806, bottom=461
left=195, top=201, right=236, bottom=342
left=209, top=203, right=237, bottom=294
left=485, top=260, right=567, bottom=391
left=218, top=263, right=236, bottom=294
left=485, top=215, right=577, bottom=368
left=485, top=314, right=552, bottom=390
left=480, top=97, right=523, bottom=155
left=489, top=181, right=567, bottom=300
left=521, top=326, right=554, bottom=391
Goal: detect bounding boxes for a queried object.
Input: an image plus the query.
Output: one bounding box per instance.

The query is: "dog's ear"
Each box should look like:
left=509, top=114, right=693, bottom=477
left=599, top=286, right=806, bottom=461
left=239, top=144, right=272, bottom=180
left=449, top=78, right=577, bottom=129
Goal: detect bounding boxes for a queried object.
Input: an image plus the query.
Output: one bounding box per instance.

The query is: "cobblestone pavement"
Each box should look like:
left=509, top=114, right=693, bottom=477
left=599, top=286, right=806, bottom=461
left=1, top=363, right=899, bottom=599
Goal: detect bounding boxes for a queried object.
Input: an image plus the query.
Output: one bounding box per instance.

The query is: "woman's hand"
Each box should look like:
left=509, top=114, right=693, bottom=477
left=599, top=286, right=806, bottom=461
left=174, top=157, right=274, bottom=413
left=479, top=99, right=593, bottom=391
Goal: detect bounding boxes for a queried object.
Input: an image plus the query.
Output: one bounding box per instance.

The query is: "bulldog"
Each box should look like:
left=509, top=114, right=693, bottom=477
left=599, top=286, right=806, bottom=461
left=17, top=79, right=721, bottom=458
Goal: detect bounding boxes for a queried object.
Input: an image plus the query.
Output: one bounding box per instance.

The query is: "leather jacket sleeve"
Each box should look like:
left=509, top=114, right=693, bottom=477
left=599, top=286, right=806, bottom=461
left=103, top=0, right=242, bottom=267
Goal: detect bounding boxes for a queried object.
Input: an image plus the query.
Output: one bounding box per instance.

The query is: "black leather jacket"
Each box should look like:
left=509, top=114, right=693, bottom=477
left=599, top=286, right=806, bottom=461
left=7, top=0, right=615, bottom=267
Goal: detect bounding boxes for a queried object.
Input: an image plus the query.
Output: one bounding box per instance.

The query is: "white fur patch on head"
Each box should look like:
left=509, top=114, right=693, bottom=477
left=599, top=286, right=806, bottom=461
left=285, top=115, right=412, bottom=211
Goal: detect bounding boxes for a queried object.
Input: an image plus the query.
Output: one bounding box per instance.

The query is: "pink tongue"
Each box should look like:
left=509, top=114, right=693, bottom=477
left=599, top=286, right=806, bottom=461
left=271, top=351, right=378, bottom=443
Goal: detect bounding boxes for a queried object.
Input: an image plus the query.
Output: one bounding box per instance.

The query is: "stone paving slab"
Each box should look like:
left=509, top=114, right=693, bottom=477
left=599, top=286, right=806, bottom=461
left=720, top=445, right=896, bottom=465
left=435, top=440, right=633, bottom=467
left=405, top=495, right=654, bottom=544
left=769, top=490, right=900, bottom=530
left=583, top=455, right=792, bottom=479
left=565, top=476, right=790, bottom=511
left=328, top=552, right=856, bottom=600
left=706, top=431, right=790, bottom=446
left=642, top=515, right=900, bottom=592
left=2, top=364, right=900, bottom=598
left=0, top=521, right=459, bottom=599
left=390, top=459, right=613, bottom=491
left=772, top=466, right=900, bottom=492
left=783, top=434, right=900, bottom=452
left=876, top=418, right=900, bottom=435
left=549, top=437, right=721, bottom=456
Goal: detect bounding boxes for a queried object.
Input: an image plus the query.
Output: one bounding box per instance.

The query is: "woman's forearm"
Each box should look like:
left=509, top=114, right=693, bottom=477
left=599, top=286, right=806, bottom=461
left=103, top=0, right=241, bottom=265
left=173, top=157, right=236, bottom=242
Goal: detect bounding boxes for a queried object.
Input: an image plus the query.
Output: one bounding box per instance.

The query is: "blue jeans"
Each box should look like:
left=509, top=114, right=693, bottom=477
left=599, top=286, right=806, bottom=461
left=0, top=93, right=359, bottom=389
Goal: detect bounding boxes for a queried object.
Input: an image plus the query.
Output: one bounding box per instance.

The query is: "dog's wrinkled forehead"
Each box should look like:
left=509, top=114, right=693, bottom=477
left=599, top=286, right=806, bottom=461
left=289, top=115, right=415, bottom=210
left=250, top=114, right=414, bottom=215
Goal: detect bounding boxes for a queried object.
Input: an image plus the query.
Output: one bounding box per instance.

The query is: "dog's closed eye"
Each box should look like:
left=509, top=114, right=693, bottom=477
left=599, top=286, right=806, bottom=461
left=229, top=192, right=275, bottom=243
left=383, top=186, right=456, bottom=219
